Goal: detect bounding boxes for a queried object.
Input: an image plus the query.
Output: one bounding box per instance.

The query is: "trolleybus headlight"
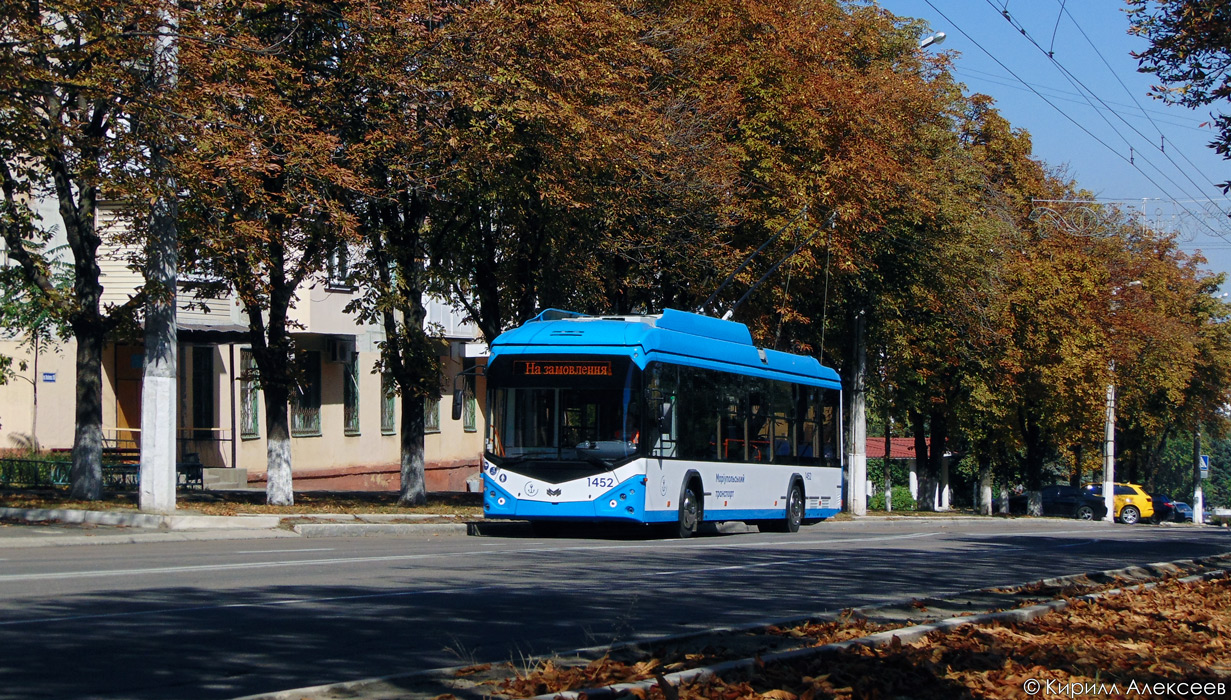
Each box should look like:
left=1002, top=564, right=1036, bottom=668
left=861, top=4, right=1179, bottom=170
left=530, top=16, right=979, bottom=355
left=620, top=493, right=627, bottom=500
left=609, top=499, right=618, bottom=508
left=626, top=506, right=635, bottom=513
left=497, top=497, right=507, bottom=506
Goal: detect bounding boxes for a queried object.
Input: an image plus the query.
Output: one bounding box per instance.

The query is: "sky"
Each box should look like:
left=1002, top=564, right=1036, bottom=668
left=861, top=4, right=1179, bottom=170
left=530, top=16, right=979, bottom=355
left=873, top=0, right=1231, bottom=285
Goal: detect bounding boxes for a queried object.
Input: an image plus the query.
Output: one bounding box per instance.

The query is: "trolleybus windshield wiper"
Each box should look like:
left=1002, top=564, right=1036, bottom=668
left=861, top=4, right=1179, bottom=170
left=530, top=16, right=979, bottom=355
left=573, top=449, right=613, bottom=470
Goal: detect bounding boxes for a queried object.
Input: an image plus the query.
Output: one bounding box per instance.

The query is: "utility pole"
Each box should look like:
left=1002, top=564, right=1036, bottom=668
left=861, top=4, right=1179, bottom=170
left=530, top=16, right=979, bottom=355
left=847, top=310, right=867, bottom=516
left=1193, top=427, right=1205, bottom=525
left=139, top=0, right=179, bottom=513
left=1102, top=365, right=1115, bottom=523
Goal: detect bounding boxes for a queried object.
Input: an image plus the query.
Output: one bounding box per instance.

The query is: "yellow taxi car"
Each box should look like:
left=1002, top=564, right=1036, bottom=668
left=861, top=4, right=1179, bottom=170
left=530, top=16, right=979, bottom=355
left=1084, top=482, right=1154, bottom=524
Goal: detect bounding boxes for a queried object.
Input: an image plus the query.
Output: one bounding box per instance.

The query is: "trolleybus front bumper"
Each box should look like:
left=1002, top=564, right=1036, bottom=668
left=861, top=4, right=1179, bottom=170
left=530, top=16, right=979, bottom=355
left=483, top=474, right=648, bottom=522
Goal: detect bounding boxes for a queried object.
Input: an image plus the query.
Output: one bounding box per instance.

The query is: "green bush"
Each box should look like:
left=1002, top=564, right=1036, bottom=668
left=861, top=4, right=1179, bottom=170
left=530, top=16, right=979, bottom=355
left=868, top=484, right=916, bottom=511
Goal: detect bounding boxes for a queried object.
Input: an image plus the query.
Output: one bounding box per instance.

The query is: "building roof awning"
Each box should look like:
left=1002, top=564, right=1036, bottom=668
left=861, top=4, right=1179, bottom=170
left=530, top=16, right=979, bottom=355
left=178, top=322, right=250, bottom=343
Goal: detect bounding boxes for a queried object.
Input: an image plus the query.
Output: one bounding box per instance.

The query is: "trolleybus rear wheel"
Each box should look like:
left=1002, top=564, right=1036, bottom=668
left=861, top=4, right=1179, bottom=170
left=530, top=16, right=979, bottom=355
left=677, top=484, right=701, bottom=538
left=760, top=482, right=804, bottom=533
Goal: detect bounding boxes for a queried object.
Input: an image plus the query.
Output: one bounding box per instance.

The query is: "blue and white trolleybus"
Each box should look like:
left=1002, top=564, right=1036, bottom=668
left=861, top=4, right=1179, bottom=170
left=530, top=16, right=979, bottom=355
left=479, top=308, right=843, bottom=536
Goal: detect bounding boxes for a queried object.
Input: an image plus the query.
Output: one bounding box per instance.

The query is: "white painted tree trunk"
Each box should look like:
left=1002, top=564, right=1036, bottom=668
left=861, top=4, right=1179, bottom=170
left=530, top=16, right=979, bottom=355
left=139, top=374, right=177, bottom=513
left=979, top=464, right=993, bottom=516
left=908, top=459, right=918, bottom=500
left=266, top=434, right=293, bottom=506
left=1027, top=490, right=1043, bottom=516
left=938, top=457, right=950, bottom=511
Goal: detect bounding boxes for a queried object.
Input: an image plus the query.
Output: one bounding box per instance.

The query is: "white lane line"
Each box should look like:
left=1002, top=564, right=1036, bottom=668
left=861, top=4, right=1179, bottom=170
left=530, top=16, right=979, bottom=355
left=0, top=552, right=474, bottom=583
left=647, top=533, right=938, bottom=576
left=0, top=584, right=506, bottom=627
left=234, top=548, right=336, bottom=554
left=0, top=527, right=1114, bottom=585
left=0, top=534, right=938, bottom=584
left=650, top=555, right=830, bottom=577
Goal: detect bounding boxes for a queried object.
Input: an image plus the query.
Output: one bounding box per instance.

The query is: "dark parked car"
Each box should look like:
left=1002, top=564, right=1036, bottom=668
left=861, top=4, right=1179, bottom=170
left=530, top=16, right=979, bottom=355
left=1009, top=485, right=1108, bottom=520
left=1173, top=502, right=1194, bottom=522
left=1151, top=493, right=1178, bottom=523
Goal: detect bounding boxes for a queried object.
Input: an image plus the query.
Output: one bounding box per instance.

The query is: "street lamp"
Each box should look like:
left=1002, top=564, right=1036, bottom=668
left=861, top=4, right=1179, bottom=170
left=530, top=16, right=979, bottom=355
left=920, top=32, right=946, bottom=50
left=1103, top=280, right=1142, bottom=522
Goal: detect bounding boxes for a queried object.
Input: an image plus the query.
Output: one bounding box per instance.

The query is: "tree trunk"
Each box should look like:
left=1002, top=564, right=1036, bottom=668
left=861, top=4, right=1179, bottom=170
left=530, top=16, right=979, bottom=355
left=398, top=390, right=427, bottom=506
left=978, top=452, right=993, bottom=516
left=1070, top=444, right=1084, bottom=487
left=912, top=411, right=933, bottom=511
left=883, top=414, right=893, bottom=513
left=69, top=326, right=104, bottom=500
left=264, top=383, right=293, bottom=506
left=929, top=407, right=948, bottom=512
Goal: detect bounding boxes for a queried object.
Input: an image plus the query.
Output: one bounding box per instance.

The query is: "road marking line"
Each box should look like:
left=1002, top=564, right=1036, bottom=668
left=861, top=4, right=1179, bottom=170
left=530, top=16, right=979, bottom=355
left=234, top=548, right=336, bottom=554
left=0, top=584, right=506, bottom=627
left=0, top=533, right=934, bottom=584
left=0, top=527, right=1142, bottom=585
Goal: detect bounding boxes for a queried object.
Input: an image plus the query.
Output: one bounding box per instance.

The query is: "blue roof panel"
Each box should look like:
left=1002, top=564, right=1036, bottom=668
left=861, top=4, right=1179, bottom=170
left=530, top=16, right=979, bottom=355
left=490, top=309, right=840, bottom=388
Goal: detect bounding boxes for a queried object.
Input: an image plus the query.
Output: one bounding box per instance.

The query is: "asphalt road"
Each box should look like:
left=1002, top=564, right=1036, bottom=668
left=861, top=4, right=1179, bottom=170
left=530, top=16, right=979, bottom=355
left=0, top=518, right=1227, bottom=700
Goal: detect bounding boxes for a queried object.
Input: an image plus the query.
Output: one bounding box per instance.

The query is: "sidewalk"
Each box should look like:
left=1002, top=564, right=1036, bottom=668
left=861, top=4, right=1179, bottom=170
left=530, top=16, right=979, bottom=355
left=0, top=507, right=471, bottom=547
left=0, top=505, right=1218, bottom=548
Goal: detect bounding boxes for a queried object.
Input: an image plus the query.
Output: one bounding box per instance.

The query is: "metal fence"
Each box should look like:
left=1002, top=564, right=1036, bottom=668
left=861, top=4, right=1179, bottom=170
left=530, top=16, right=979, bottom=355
left=0, top=458, right=72, bottom=487
left=0, top=458, right=200, bottom=490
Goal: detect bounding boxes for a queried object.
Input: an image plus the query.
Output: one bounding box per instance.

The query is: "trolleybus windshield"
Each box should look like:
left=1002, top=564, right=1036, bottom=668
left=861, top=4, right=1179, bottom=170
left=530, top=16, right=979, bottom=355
left=486, top=355, right=643, bottom=470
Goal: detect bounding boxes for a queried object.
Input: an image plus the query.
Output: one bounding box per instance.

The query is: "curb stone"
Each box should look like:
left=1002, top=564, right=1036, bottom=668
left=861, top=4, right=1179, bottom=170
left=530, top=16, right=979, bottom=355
left=0, top=506, right=282, bottom=530
left=293, top=522, right=470, bottom=537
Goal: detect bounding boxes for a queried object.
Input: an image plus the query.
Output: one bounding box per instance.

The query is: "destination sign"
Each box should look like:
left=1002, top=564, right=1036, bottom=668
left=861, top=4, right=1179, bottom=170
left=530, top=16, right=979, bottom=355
left=513, top=361, right=612, bottom=377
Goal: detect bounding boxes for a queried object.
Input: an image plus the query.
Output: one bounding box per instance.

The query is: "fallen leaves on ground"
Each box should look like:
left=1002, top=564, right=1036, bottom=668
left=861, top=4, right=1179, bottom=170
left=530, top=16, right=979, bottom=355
left=501, top=577, right=1230, bottom=699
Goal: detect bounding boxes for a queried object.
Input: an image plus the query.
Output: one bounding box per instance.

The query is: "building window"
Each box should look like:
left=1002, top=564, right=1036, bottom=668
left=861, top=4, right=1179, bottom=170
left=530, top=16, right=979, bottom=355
left=192, top=346, right=216, bottom=440
left=425, top=394, right=441, bottom=433
left=343, top=356, right=360, bottom=436
left=240, top=349, right=260, bottom=439
left=381, top=374, right=396, bottom=435
left=462, top=358, right=477, bottom=433
left=291, top=351, right=322, bottom=437
left=327, top=247, right=352, bottom=290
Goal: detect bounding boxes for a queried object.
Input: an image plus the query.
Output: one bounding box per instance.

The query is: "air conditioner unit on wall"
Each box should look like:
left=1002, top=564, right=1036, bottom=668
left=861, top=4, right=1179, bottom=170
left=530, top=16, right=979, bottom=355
left=327, top=336, right=357, bottom=364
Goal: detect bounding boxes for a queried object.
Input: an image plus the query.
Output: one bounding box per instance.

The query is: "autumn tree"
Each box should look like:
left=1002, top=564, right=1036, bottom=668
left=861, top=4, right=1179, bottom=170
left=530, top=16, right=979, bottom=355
left=0, top=0, right=166, bottom=498
left=333, top=0, right=450, bottom=506
left=1106, top=234, right=1231, bottom=486
left=176, top=0, right=362, bottom=505
left=422, top=0, right=675, bottom=341
left=1129, top=0, right=1231, bottom=192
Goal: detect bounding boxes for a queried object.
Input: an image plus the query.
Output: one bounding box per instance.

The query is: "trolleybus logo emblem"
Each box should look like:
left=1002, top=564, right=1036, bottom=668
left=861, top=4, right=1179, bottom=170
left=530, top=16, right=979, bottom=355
left=525, top=483, right=538, bottom=497
left=547, top=488, right=562, bottom=497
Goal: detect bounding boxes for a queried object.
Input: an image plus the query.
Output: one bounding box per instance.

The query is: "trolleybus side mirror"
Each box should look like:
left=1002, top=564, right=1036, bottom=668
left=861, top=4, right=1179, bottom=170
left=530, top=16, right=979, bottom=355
left=452, top=389, right=465, bottom=421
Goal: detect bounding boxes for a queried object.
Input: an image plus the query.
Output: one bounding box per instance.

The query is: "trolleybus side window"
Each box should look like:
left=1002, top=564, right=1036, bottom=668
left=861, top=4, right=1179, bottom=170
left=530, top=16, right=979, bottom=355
left=770, top=380, right=794, bottom=462
left=644, top=361, right=838, bottom=467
